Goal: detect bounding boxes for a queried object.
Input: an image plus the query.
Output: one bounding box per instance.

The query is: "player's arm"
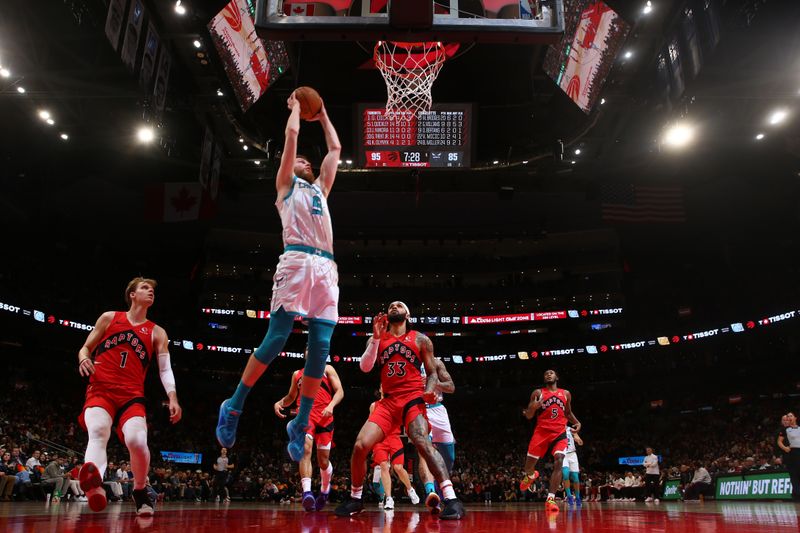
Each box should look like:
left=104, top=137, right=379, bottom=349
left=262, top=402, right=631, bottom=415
left=276, top=93, right=302, bottom=201
left=77, top=311, right=115, bottom=376
left=777, top=434, right=791, bottom=453
left=320, top=365, right=344, bottom=418
left=522, top=389, right=542, bottom=420
left=153, top=326, right=182, bottom=424
left=310, top=102, right=341, bottom=198
left=573, top=432, right=584, bottom=446
left=434, top=358, right=455, bottom=394
left=274, top=371, right=301, bottom=419
left=564, top=390, right=581, bottom=432
left=360, top=313, right=387, bottom=373
left=418, top=333, right=438, bottom=404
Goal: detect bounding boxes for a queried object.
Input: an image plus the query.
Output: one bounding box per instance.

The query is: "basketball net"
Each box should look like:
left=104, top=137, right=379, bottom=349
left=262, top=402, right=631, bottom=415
left=374, top=41, right=447, bottom=122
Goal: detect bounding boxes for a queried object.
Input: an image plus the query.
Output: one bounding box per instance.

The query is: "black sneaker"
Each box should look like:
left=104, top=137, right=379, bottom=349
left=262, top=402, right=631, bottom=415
left=439, top=498, right=465, bottom=520
left=334, top=496, right=364, bottom=517
left=133, top=488, right=154, bottom=516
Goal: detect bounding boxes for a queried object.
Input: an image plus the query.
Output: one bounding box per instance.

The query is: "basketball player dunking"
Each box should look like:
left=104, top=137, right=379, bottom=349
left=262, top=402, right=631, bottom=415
left=335, top=302, right=465, bottom=519
left=519, top=369, right=581, bottom=514
left=274, top=361, right=343, bottom=511
left=216, top=90, right=342, bottom=462
left=76, top=277, right=182, bottom=515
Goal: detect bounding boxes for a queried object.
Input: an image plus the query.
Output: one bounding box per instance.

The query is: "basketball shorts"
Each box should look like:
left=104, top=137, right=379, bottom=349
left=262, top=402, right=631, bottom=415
left=270, top=250, right=339, bottom=323
left=78, top=384, right=146, bottom=441
left=304, top=413, right=334, bottom=450
left=373, top=435, right=405, bottom=467
left=368, top=392, right=428, bottom=439
left=425, top=404, right=455, bottom=444
left=527, top=428, right=568, bottom=459
left=564, top=451, right=580, bottom=473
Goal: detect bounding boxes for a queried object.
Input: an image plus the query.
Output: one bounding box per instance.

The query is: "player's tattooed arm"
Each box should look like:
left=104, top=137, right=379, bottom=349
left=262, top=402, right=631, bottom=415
left=523, top=389, right=542, bottom=419
left=418, top=333, right=438, bottom=403
left=435, top=359, right=455, bottom=394
left=565, top=390, right=582, bottom=432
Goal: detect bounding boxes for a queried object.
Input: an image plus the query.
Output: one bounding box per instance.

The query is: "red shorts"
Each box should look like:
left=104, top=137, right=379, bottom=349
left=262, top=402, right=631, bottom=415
left=527, top=427, right=568, bottom=459
left=373, top=435, right=404, bottom=467
left=78, top=385, right=147, bottom=441
left=305, top=413, right=335, bottom=450
left=368, top=392, right=428, bottom=438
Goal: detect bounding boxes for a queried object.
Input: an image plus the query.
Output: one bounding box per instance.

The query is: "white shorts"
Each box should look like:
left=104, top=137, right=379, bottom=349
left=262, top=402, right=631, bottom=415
left=564, top=452, right=580, bottom=473
left=426, top=404, right=455, bottom=444
left=270, top=251, right=339, bottom=323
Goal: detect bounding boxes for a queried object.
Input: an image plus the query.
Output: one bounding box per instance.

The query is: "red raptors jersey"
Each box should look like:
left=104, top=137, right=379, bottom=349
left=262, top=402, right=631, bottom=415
left=536, top=388, right=569, bottom=432
left=292, top=370, right=333, bottom=415
left=90, top=312, right=155, bottom=396
left=377, top=330, right=424, bottom=396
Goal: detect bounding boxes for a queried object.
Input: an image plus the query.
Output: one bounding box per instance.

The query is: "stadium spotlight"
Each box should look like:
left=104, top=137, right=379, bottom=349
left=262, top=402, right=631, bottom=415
left=0, top=67, right=10, bottom=78
left=38, top=110, right=51, bottom=121
left=624, top=50, right=633, bottom=59
left=768, top=109, right=788, bottom=126
left=243, top=145, right=249, bottom=151
left=174, top=1, right=186, bottom=15
left=643, top=1, right=653, bottom=15
left=755, top=133, right=765, bottom=140
left=16, top=86, right=25, bottom=94
left=60, top=133, right=69, bottom=141
left=137, top=126, right=155, bottom=143
left=193, top=40, right=202, bottom=49
left=663, top=122, right=695, bottom=149
left=216, top=88, right=224, bottom=96
left=574, top=148, right=581, bottom=155
left=45, top=118, right=55, bottom=126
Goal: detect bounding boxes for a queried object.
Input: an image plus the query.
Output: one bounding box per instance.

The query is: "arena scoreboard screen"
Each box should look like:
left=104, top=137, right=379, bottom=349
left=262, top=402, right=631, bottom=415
left=357, top=104, right=473, bottom=169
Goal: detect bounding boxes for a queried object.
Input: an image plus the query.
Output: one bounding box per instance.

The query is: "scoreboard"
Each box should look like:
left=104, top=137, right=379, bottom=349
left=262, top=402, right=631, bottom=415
left=357, top=103, right=473, bottom=168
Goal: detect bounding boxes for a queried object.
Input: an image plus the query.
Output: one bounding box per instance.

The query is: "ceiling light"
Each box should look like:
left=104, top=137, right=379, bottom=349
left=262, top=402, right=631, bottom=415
left=570, top=160, right=576, bottom=164
left=216, top=88, right=224, bottom=96
left=238, top=137, right=244, bottom=143
left=492, top=160, right=499, bottom=165
left=174, top=1, right=186, bottom=15
left=38, top=110, right=51, bottom=121
left=624, top=50, right=633, bottom=59
left=60, top=133, right=69, bottom=141
left=643, top=1, right=652, bottom=14
left=574, top=148, right=581, bottom=155
left=0, top=68, right=10, bottom=78
left=243, top=145, right=249, bottom=151
left=600, top=98, right=606, bottom=105
left=768, top=109, right=788, bottom=125
left=663, top=122, right=695, bottom=148
left=522, top=160, right=528, bottom=164
left=16, top=86, right=25, bottom=94
left=45, top=118, right=55, bottom=126
left=755, top=133, right=765, bottom=140
left=254, top=160, right=261, bottom=165
left=137, top=126, right=155, bottom=143
left=193, top=40, right=202, bottom=49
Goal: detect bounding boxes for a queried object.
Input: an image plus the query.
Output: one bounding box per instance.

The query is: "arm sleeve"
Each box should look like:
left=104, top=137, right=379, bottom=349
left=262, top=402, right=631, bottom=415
left=157, top=352, right=176, bottom=395
left=360, top=339, right=379, bottom=372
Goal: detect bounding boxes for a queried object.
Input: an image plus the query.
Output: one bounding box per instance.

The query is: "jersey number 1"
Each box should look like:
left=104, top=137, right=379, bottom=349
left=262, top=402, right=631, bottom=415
left=120, top=351, right=129, bottom=368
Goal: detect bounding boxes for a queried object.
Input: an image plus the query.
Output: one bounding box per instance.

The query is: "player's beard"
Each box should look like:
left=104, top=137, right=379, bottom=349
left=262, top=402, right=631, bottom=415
left=298, top=168, right=315, bottom=182
left=387, top=312, right=407, bottom=324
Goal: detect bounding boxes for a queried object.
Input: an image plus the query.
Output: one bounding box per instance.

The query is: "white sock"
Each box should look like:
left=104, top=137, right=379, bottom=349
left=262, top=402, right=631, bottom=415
left=83, top=407, right=112, bottom=477
left=320, top=463, right=333, bottom=493
left=440, top=480, right=456, bottom=500
left=350, top=485, right=363, bottom=499
left=121, top=417, right=150, bottom=490
left=301, top=477, right=311, bottom=492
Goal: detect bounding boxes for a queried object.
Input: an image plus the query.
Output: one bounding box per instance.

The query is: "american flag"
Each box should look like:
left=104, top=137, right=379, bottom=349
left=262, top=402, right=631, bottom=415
left=601, top=183, right=686, bottom=223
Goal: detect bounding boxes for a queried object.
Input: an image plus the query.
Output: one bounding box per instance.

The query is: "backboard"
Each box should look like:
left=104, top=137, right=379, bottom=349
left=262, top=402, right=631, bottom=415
left=254, top=0, right=564, bottom=44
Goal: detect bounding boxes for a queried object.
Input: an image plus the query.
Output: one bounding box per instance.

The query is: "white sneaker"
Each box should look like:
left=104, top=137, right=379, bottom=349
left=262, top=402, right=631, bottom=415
left=654, top=499, right=660, bottom=503
left=645, top=497, right=653, bottom=502
left=378, top=497, right=384, bottom=509
left=215, top=496, right=220, bottom=502
left=408, top=487, right=420, bottom=505
left=77, top=496, right=88, bottom=502
left=384, top=496, right=394, bottom=510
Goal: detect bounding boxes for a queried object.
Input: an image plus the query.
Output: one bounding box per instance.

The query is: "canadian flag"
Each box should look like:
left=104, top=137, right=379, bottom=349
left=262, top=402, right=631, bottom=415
left=145, top=182, right=202, bottom=222
left=287, top=3, right=315, bottom=15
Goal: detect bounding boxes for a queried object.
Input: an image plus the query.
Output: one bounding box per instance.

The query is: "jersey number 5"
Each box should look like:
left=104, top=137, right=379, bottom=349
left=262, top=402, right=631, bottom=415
left=550, top=407, right=558, bottom=419
left=386, top=361, right=406, bottom=377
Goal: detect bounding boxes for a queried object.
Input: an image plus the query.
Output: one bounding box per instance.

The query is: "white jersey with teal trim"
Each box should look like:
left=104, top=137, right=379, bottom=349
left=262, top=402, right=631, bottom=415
left=277, top=175, right=333, bottom=254
left=565, top=426, right=577, bottom=454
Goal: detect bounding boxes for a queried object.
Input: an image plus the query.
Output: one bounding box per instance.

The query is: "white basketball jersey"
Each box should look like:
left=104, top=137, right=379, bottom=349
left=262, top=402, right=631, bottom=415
left=565, top=426, right=576, bottom=454
left=276, top=176, right=334, bottom=253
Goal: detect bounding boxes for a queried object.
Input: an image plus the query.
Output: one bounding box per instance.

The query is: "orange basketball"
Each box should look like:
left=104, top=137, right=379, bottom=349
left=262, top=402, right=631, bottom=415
left=294, top=86, right=322, bottom=120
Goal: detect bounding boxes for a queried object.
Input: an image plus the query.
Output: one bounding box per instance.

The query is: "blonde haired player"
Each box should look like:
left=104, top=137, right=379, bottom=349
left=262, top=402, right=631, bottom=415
left=216, top=89, right=342, bottom=463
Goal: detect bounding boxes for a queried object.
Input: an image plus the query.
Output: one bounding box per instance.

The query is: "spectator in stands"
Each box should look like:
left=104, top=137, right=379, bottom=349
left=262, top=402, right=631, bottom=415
left=25, top=450, right=41, bottom=474
left=0, top=451, right=17, bottom=500
left=41, top=454, right=69, bottom=502
left=116, top=462, right=132, bottom=500
left=103, top=461, right=123, bottom=502
left=683, top=462, right=712, bottom=501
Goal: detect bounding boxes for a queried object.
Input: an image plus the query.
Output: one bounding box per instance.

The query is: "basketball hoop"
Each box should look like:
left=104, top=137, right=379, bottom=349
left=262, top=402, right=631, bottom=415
left=373, top=41, right=447, bottom=121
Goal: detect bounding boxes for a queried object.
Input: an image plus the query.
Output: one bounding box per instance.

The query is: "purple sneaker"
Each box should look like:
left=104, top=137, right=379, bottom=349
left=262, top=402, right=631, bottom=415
left=302, top=491, right=316, bottom=512
left=315, top=491, right=329, bottom=511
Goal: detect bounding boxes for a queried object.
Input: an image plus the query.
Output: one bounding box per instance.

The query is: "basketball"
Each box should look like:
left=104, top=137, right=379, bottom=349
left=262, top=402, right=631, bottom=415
left=294, top=86, right=323, bottom=120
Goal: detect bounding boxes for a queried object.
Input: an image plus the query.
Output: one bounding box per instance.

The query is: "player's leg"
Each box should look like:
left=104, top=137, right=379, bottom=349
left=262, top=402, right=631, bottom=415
left=546, top=452, right=566, bottom=513
left=121, top=415, right=154, bottom=515
left=79, top=406, right=113, bottom=512
left=433, top=442, right=455, bottom=474
left=334, top=420, right=385, bottom=516
left=392, top=463, right=419, bottom=504
left=407, top=414, right=464, bottom=519
left=315, top=445, right=332, bottom=510
left=299, top=434, right=316, bottom=511
left=571, top=470, right=581, bottom=505
left=563, top=463, right=573, bottom=505
left=380, top=460, right=394, bottom=509
left=216, top=308, right=295, bottom=447
left=287, top=319, right=335, bottom=461
left=521, top=430, right=546, bottom=491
